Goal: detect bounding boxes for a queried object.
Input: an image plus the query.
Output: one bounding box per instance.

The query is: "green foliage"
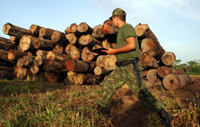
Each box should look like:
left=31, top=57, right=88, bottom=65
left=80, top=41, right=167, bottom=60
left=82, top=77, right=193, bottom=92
left=173, top=59, right=200, bottom=75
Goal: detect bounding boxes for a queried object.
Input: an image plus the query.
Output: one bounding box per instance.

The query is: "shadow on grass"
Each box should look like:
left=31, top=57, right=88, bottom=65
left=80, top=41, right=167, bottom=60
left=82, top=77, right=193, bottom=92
left=0, top=79, right=68, bottom=97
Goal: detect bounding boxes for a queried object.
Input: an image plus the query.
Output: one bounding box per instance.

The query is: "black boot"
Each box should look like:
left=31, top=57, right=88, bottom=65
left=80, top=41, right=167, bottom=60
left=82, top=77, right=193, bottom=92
left=158, top=108, right=173, bottom=126
left=97, top=105, right=110, bottom=115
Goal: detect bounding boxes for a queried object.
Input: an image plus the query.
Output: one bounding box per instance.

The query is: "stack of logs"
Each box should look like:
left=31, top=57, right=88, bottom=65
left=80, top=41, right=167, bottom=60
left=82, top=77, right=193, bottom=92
left=0, top=20, right=191, bottom=90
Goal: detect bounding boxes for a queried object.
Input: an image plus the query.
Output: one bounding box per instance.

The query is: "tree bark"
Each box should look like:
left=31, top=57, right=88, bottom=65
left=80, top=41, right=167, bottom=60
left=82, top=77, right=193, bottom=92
left=81, top=46, right=95, bottom=61
left=0, top=49, right=10, bottom=62
left=75, top=22, right=93, bottom=36
left=32, top=37, right=54, bottom=50
left=92, top=24, right=104, bottom=38
left=3, top=23, right=33, bottom=37
left=79, top=34, right=101, bottom=47
left=53, top=44, right=63, bottom=54
left=65, top=59, right=89, bottom=72
left=0, top=37, right=17, bottom=51
left=158, top=66, right=173, bottom=78
left=163, top=74, right=191, bottom=90
left=7, top=50, right=27, bottom=61
left=140, top=52, right=159, bottom=68
left=46, top=51, right=71, bottom=61
left=29, top=24, right=43, bottom=36
left=161, top=52, right=176, bottom=67
left=39, top=27, right=56, bottom=40
left=51, top=30, right=69, bottom=44
left=0, top=37, right=15, bottom=45
left=10, top=36, right=21, bottom=44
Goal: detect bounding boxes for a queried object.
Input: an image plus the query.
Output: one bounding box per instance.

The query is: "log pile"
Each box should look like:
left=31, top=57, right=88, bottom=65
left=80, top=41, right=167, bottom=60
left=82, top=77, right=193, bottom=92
left=0, top=21, right=191, bottom=90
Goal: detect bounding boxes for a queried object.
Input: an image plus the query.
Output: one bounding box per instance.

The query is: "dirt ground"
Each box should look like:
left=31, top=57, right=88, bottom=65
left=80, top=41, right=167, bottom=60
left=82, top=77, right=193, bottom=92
left=109, top=76, right=200, bottom=127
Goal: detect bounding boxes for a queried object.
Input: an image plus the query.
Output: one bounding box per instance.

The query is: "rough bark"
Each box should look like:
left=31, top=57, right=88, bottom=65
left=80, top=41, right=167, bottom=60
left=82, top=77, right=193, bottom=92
left=39, top=27, right=56, bottom=39
left=46, top=51, right=71, bottom=61
left=65, top=59, right=89, bottom=72
left=101, top=55, right=117, bottom=71
left=29, top=24, right=43, bottom=36
left=7, top=50, right=27, bottom=61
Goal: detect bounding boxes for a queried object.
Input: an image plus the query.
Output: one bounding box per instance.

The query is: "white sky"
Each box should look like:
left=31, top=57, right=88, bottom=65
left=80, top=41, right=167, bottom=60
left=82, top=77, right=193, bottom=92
left=0, top=0, right=200, bottom=63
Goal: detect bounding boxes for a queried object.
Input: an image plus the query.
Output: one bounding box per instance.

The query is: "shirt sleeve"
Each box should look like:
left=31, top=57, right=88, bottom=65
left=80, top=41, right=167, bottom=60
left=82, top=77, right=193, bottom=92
left=123, top=24, right=136, bottom=39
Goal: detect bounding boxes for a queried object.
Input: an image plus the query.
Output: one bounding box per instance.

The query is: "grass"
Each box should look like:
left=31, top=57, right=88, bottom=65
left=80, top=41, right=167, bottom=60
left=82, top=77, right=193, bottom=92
left=0, top=78, right=199, bottom=127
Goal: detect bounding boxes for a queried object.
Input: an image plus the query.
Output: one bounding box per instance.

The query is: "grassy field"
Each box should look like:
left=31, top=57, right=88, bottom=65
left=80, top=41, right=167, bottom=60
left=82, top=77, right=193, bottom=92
left=0, top=78, right=199, bottom=127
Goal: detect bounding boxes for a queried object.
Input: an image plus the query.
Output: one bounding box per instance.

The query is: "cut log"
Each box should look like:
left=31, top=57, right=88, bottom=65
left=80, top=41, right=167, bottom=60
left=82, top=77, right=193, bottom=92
left=34, top=55, right=46, bottom=66
left=94, top=66, right=110, bottom=75
left=163, top=74, right=191, bottom=90
left=69, top=45, right=81, bottom=60
left=0, top=37, right=15, bottom=45
left=102, top=20, right=117, bottom=34
left=22, top=56, right=35, bottom=68
left=146, top=69, right=159, bottom=84
left=53, top=44, right=63, bottom=54
left=3, top=23, right=33, bottom=37
left=32, top=37, right=54, bottom=50
left=14, top=67, right=27, bottom=79
left=143, top=80, right=153, bottom=89
left=65, top=44, right=73, bottom=54
left=30, top=65, right=39, bottom=74
left=92, top=45, right=103, bottom=55
left=7, top=50, right=27, bottom=61
left=0, top=37, right=17, bottom=51
left=81, top=46, right=95, bottom=61
left=39, top=27, right=56, bottom=39
left=19, top=35, right=34, bottom=52
left=102, top=55, right=117, bottom=71
left=96, top=55, right=105, bottom=67
left=46, top=51, right=71, bottom=61
left=36, top=50, right=48, bottom=56
left=64, top=71, right=77, bottom=85
left=65, top=23, right=77, bottom=34
left=79, top=34, right=101, bottom=47
left=10, top=36, right=21, bottom=44
left=51, top=30, right=69, bottom=44
left=65, top=33, right=78, bottom=45
left=76, top=22, right=93, bottom=36
left=158, top=66, right=173, bottom=78
left=92, top=24, right=104, bottom=38
left=65, top=59, right=89, bottom=72
left=65, top=27, right=71, bottom=34
left=29, top=24, right=43, bottom=36
left=45, top=72, right=59, bottom=83
left=102, top=39, right=111, bottom=48
left=141, top=38, right=165, bottom=59
left=161, top=52, right=176, bottom=67
left=0, top=49, right=9, bottom=61
left=44, top=59, right=67, bottom=72
left=140, top=52, right=159, bottom=68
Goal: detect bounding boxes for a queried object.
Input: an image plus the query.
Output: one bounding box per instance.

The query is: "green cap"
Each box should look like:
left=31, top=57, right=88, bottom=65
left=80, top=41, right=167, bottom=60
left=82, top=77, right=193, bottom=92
left=109, top=8, right=126, bottom=20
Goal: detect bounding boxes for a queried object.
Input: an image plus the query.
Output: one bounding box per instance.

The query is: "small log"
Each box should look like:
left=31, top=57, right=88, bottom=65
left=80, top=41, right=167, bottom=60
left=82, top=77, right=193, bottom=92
left=22, top=56, right=35, bottom=68
left=140, top=52, right=159, bottom=68
left=53, top=44, right=63, bottom=54
left=79, top=34, right=101, bottom=47
left=46, top=51, right=71, bottom=61
left=10, top=36, right=21, bottom=44
left=158, top=66, right=173, bottom=78
left=39, top=27, right=56, bottom=39
left=163, top=74, right=191, bottom=90
left=14, top=67, right=27, bottom=79
left=94, top=66, right=110, bottom=76
left=7, top=50, right=27, bottom=61
left=102, top=39, right=111, bottom=48
left=64, top=71, right=77, bottom=85
left=19, top=35, right=34, bottom=52
left=29, top=24, right=43, bottom=36
left=64, top=44, right=73, bottom=54
left=3, top=23, right=33, bottom=37
left=76, top=22, right=93, bottom=36
left=65, top=33, right=78, bottom=45
left=34, top=55, right=46, bottom=66
left=44, top=60, right=66, bottom=72
left=81, top=46, right=95, bottom=61
left=51, top=30, right=69, bottom=44
left=30, top=65, right=39, bottom=74
left=102, top=55, right=117, bottom=71
left=146, top=69, right=159, bottom=84
left=65, top=59, right=89, bottom=72
left=92, top=24, right=104, bottom=38
left=102, top=20, right=117, bottom=34
left=45, top=72, right=59, bottom=83
left=36, top=50, right=48, bottom=56
left=161, top=52, right=176, bottom=67
left=69, top=45, right=81, bottom=60
left=96, top=55, right=105, bottom=67
left=32, top=37, right=54, bottom=50
left=0, top=37, right=17, bottom=51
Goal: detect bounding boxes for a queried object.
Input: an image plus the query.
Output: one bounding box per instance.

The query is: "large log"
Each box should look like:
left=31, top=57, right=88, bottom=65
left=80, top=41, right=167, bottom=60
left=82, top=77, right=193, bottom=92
left=81, top=46, right=95, bottom=61
left=94, top=66, right=110, bottom=76
left=65, top=33, right=78, bottom=46
left=53, top=44, right=63, bottom=54
left=7, top=50, right=27, bottom=61
left=92, top=24, right=104, bottom=38
left=158, top=66, right=173, bottom=78
left=75, top=22, right=93, bottom=36
left=140, top=52, right=159, bottom=68
left=29, top=24, right=43, bottom=36
left=79, top=34, right=101, bottom=47
left=69, top=45, right=81, bottom=60
left=46, top=51, right=71, bottom=61
left=65, top=59, right=89, bottom=72
left=0, top=37, right=17, bottom=51
left=32, top=37, right=54, bottom=50
left=51, top=30, right=69, bottom=44
left=101, top=55, right=117, bottom=71
left=3, top=23, right=33, bottom=37
left=65, top=23, right=77, bottom=34
left=39, top=27, right=56, bottom=39
left=163, top=74, right=191, bottom=90
left=161, top=52, right=176, bottom=67
left=14, top=67, right=27, bottom=79
left=141, top=38, right=165, bottom=59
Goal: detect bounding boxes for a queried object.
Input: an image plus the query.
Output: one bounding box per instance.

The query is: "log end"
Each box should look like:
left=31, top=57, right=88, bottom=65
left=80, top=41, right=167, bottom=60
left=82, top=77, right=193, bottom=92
left=19, top=35, right=31, bottom=52
left=3, top=23, right=11, bottom=35
left=7, top=50, right=15, bottom=61
left=163, top=74, right=180, bottom=90
left=161, top=52, right=176, bottom=67
left=135, top=24, right=149, bottom=37
left=51, top=31, right=62, bottom=43
left=65, top=59, right=75, bottom=71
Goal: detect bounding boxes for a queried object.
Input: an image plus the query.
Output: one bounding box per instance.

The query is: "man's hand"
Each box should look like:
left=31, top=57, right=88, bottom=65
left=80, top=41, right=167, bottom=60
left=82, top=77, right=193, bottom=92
left=102, top=48, right=116, bottom=55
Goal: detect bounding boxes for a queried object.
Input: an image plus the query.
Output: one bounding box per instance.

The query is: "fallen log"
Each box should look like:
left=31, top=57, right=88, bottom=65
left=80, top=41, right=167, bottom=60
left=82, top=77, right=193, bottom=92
left=3, top=23, right=33, bottom=37
left=44, top=59, right=67, bottom=72
left=92, top=24, right=104, bottom=38
left=75, top=22, right=93, bottom=36
left=79, top=34, right=101, bottom=47
left=29, top=24, right=43, bottom=36
left=39, top=27, right=56, bottom=39
left=7, top=50, right=27, bottom=61
left=163, top=74, right=191, bottom=90
left=161, top=52, right=176, bottom=67
left=0, top=37, right=15, bottom=45
left=140, top=52, right=159, bottom=68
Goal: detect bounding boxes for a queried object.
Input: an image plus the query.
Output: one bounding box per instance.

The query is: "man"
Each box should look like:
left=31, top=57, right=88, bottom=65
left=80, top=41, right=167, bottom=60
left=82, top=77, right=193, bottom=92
left=97, top=8, right=173, bottom=126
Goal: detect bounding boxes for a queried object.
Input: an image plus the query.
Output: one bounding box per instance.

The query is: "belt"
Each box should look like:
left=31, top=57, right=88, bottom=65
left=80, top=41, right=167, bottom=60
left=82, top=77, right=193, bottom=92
left=116, top=58, right=142, bottom=87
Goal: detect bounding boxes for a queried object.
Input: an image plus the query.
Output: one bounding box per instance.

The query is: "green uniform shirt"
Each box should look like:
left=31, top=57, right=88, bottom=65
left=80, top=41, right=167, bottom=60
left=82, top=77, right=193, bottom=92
left=116, top=23, right=140, bottom=62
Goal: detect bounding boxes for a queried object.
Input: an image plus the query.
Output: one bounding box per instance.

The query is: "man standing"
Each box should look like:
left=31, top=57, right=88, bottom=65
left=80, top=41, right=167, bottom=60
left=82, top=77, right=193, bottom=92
left=97, top=8, right=173, bottom=126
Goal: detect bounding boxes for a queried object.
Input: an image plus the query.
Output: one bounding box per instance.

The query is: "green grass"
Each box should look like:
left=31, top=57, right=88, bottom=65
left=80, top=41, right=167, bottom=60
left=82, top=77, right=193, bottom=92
left=0, top=79, right=199, bottom=127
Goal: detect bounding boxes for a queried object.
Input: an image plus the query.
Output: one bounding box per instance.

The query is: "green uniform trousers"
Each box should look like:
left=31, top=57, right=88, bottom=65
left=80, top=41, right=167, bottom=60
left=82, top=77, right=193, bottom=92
left=97, top=63, right=163, bottom=113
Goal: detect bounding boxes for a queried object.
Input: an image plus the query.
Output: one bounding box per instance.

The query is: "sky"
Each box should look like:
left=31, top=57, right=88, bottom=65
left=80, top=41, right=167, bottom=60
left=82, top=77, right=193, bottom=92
left=0, top=0, right=200, bottom=63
